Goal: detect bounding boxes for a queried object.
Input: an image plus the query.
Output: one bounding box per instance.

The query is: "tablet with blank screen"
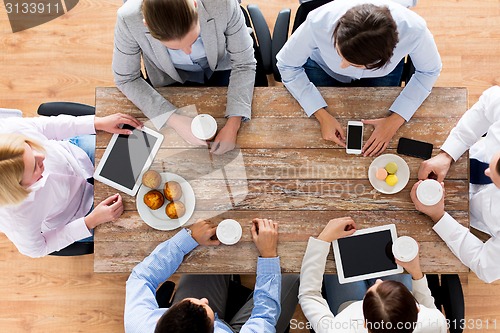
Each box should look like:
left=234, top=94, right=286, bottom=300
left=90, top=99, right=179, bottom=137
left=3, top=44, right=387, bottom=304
left=332, top=224, right=403, bottom=284
left=94, top=124, right=163, bottom=196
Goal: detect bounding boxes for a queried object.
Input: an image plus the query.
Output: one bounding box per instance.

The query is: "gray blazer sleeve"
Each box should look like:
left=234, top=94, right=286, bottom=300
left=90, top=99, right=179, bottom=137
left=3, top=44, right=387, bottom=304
left=222, top=0, right=256, bottom=120
left=112, top=10, right=176, bottom=130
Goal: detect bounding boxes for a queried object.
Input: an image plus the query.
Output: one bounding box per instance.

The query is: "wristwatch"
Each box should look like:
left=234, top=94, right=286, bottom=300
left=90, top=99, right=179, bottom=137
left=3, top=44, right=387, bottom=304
left=185, top=228, right=192, bottom=236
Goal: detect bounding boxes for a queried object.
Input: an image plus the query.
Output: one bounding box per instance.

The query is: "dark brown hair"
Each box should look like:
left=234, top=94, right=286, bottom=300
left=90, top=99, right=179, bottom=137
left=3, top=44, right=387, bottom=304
left=333, top=4, right=399, bottom=69
left=155, top=299, right=214, bottom=333
left=142, top=0, right=198, bottom=41
left=362, top=280, right=418, bottom=333
left=496, top=157, right=500, bottom=177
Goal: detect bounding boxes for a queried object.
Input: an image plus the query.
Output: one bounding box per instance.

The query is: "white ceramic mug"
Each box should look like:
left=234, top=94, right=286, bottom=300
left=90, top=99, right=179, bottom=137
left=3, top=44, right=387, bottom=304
left=216, top=219, right=242, bottom=245
left=416, top=179, right=443, bottom=206
left=392, top=236, right=419, bottom=262
left=191, top=114, right=217, bottom=140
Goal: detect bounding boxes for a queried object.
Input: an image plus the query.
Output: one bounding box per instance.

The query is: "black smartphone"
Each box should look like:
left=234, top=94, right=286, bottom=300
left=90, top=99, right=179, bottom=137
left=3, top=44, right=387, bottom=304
left=397, top=137, right=433, bottom=160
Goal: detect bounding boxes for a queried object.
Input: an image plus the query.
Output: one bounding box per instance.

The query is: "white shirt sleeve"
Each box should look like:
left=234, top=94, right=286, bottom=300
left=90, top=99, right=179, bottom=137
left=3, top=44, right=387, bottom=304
left=433, top=212, right=500, bottom=283
left=22, top=115, right=96, bottom=140
left=441, top=86, right=500, bottom=161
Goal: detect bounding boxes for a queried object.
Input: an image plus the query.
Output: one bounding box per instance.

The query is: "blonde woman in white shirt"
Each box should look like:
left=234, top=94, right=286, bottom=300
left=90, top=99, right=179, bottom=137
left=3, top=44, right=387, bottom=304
left=299, top=217, right=446, bottom=333
left=0, top=113, right=142, bottom=258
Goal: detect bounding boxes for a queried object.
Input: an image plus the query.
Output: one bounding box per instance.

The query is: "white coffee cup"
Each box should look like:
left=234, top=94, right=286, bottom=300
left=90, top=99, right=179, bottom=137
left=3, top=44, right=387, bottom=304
left=191, top=114, right=217, bottom=140
left=416, top=179, right=443, bottom=206
left=392, top=236, right=419, bottom=262
left=216, top=219, right=242, bottom=245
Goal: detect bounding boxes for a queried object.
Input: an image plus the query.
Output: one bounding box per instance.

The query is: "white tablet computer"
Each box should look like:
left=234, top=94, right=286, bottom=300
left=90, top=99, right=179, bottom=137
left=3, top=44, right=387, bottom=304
left=94, top=124, right=163, bottom=196
left=332, top=224, right=403, bottom=284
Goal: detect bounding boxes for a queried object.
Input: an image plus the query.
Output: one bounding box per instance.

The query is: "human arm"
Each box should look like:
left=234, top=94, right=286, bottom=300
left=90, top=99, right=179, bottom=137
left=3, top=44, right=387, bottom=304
left=112, top=8, right=176, bottom=131
left=240, top=219, right=281, bottom=332
left=418, top=151, right=454, bottom=181
left=124, top=229, right=199, bottom=333
left=433, top=212, right=500, bottom=283
left=210, top=116, right=241, bottom=155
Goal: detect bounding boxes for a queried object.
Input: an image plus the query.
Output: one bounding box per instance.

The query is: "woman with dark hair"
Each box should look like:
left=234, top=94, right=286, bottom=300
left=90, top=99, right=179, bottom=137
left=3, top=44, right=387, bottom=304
left=299, top=217, right=446, bottom=332
left=277, top=0, right=441, bottom=157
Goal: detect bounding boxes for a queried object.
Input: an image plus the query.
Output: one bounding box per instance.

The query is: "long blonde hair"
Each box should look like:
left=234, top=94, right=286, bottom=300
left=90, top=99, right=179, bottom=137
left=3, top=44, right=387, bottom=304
left=0, top=134, right=45, bottom=206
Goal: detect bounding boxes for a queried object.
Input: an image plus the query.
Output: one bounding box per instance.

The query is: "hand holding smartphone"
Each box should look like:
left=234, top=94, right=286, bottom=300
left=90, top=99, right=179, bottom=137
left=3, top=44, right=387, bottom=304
left=346, top=121, right=363, bottom=154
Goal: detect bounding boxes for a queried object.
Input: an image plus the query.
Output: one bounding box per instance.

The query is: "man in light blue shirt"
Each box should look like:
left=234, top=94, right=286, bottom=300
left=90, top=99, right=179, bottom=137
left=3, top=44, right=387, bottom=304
left=124, top=218, right=299, bottom=333
left=277, top=0, right=441, bottom=157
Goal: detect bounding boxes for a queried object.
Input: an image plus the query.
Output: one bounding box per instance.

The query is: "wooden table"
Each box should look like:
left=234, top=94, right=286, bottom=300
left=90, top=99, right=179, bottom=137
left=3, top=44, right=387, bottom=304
left=94, top=86, right=469, bottom=274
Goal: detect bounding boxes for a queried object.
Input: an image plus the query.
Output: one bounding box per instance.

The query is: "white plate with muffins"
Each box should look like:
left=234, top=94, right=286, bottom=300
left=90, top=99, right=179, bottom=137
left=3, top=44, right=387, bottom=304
left=137, top=171, right=195, bottom=230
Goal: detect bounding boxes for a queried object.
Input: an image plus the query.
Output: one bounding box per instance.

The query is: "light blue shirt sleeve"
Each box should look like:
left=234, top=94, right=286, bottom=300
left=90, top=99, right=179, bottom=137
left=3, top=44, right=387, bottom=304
left=124, top=229, right=198, bottom=333
left=240, top=257, right=282, bottom=333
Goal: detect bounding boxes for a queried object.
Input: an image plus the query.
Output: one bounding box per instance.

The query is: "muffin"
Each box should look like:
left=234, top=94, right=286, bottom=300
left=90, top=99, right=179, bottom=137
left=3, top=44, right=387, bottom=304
left=166, top=201, right=186, bottom=219
left=143, top=190, right=164, bottom=210
left=142, top=170, right=162, bottom=188
left=164, top=181, right=183, bottom=201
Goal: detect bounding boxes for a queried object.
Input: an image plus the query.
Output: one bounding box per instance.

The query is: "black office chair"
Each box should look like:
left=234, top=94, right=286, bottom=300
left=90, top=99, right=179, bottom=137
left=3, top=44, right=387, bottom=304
left=37, top=101, right=96, bottom=256
left=426, top=274, right=465, bottom=333
left=246, top=5, right=291, bottom=82
left=291, top=0, right=415, bottom=86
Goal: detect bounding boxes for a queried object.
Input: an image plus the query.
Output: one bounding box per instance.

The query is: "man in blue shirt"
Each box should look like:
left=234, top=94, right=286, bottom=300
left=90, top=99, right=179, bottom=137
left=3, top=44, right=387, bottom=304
left=124, top=218, right=299, bottom=333
left=277, top=0, right=441, bottom=157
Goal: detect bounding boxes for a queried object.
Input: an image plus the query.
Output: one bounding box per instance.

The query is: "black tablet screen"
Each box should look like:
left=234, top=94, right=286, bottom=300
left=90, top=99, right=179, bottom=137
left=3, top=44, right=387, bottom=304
left=99, top=125, right=158, bottom=190
left=337, top=230, right=396, bottom=278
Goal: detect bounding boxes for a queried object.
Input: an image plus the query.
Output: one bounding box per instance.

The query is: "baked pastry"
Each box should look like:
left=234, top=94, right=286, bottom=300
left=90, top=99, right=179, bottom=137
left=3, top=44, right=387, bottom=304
left=166, top=201, right=186, bottom=219
left=142, top=170, right=162, bottom=188
left=143, top=190, right=164, bottom=210
left=164, top=181, right=183, bottom=201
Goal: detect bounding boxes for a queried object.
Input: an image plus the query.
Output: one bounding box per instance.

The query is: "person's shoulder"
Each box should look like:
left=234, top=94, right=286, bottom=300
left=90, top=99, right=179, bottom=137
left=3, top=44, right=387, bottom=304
left=117, top=0, right=143, bottom=20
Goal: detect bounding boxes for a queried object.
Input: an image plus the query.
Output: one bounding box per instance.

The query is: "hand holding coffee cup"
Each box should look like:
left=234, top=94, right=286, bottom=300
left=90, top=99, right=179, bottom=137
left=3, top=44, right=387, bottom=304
left=191, top=114, right=218, bottom=141
left=393, top=237, right=424, bottom=280
left=189, top=220, right=220, bottom=246
left=410, top=180, right=446, bottom=222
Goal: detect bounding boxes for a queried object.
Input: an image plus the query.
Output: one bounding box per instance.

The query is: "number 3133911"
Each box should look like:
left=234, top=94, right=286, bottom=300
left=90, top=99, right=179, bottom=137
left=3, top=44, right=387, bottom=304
left=5, top=2, right=62, bottom=14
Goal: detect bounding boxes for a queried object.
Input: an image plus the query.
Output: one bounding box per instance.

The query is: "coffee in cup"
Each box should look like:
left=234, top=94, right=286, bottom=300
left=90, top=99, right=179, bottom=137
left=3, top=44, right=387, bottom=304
left=416, top=179, right=443, bottom=206
left=191, top=114, right=217, bottom=141
left=392, top=236, right=419, bottom=262
left=216, top=219, right=242, bottom=245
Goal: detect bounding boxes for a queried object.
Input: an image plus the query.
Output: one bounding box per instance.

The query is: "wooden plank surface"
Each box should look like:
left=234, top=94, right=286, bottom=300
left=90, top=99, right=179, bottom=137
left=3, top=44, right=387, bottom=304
left=94, top=86, right=469, bottom=274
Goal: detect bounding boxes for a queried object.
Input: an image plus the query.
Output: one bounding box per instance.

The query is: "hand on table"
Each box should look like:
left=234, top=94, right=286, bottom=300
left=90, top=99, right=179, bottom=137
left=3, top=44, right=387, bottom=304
left=166, top=113, right=208, bottom=146
left=314, top=108, right=346, bottom=147
left=84, top=193, right=124, bottom=229
left=251, top=218, right=278, bottom=258
left=94, top=114, right=143, bottom=134
left=418, top=152, right=454, bottom=182
left=395, top=249, right=424, bottom=280
left=188, top=220, right=220, bottom=246
left=410, top=180, right=446, bottom=222
left=210, top=116, right=241, bottom=155
left=362, top=113, right=405, bottom=157
left=317, top=217, right=357, bottom=242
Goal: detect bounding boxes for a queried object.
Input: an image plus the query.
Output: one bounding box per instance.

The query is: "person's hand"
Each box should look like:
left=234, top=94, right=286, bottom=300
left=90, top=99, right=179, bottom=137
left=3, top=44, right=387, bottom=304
left=362, top=113, right=405, bottom=157
left=94, top=114, right=143, bottom=134
left=395, top=250, right=424, bottom=280
left=210, top=116, right=241, bottom=155
left=314, top=108, right=346, bottom=147
left=418, top=152, right=454, bottom=182
left=166, top=113, right=208, bottom=146
left=251, top=218, right=278, bottom=258
left=317, top=217, right=357, bottom=242
left=84, top=193, right=124, bottom=229
left=410, top=180, right=446, bottom=222
left=188, top=220, right=220, bottom=246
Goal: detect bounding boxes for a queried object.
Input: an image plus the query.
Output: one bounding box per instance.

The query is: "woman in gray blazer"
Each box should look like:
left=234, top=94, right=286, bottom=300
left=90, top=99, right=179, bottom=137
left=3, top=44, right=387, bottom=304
left=113, top=0, right=256, bottom=154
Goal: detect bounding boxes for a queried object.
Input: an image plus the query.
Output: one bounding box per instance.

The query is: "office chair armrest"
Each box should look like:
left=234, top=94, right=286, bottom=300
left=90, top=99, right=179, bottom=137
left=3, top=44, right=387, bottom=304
left=49, top=242, right=94, bottom=256
left=247, top=4, right=272, bottom=74
left=37, top=102, right=95, bottom=117
left=272, top=8, right=291, bottom=82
